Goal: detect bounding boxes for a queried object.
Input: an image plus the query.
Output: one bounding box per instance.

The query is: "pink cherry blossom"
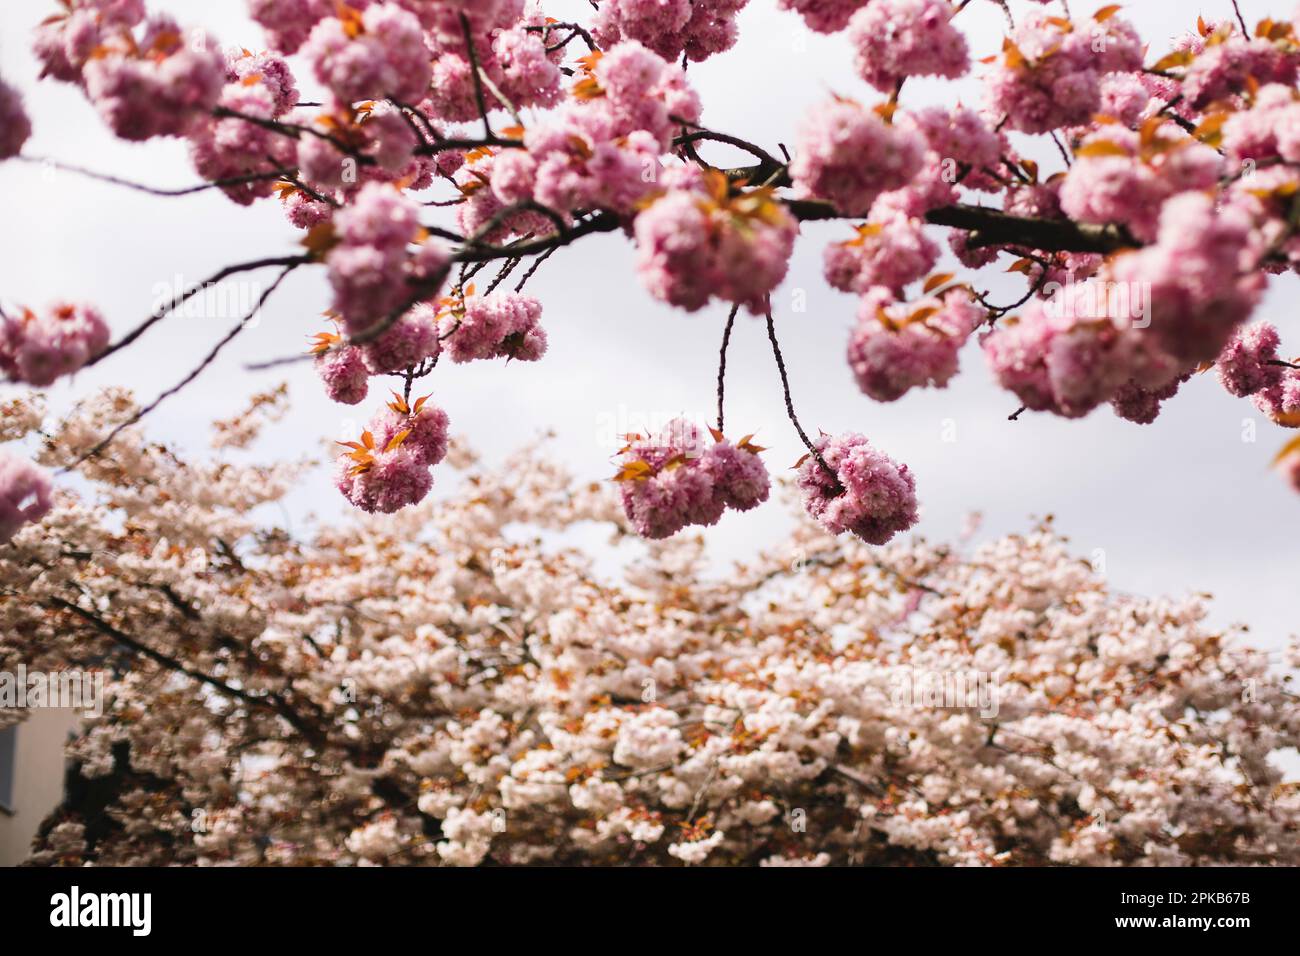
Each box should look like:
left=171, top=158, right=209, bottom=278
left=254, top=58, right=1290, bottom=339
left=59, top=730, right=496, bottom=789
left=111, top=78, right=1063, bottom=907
left=326, top=184, right=450, bottom=332
left=0, top=451, right=53, bottom=544
left=986, top=11, right=1142, bottom=134
left=848, top=287, right=981, bottom=401
left=315, top=346, right=370, bottom=405
left=790, top=98, right=925, bottom=216
left=796, top=432, right=918, bottom=545
left=593, top=0, right=748, bottom=63
left=303, top=3, right=432, bottom=105
left=848, top=0, right=969, bottom=93
left=616, top=419, right=770, bottom=538
left=370, top=396, right=451, bottom=467
left=633, top=179, right=798, bottom=312
left=824, top=212, right=938, bottom=294
left=0, top=77, right=32, bottom=159
left=247, top=0, right=332, bottom=55
left=335, top=444, right=433, bottom=514
left=82, top=17, right=226, bottom=141
left=0, top=303, right=110, bottom=387
left=441, top=293, right=547, bottom=363
left=1216, top=322, right=1285, bottom=398
left=1059, top=122, right=1221, bottom=242
left=777, top=0, right=869, bottom=33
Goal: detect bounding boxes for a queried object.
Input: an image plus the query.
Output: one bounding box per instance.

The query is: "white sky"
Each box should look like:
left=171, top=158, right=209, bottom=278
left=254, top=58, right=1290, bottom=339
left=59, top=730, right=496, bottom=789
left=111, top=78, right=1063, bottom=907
left=0, top=0, right=1296, bottom=674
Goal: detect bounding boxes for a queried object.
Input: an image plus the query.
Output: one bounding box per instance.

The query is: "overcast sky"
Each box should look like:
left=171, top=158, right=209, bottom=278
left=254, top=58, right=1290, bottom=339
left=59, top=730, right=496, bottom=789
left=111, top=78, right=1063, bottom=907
left=1, top=0, right=1296, bottom=680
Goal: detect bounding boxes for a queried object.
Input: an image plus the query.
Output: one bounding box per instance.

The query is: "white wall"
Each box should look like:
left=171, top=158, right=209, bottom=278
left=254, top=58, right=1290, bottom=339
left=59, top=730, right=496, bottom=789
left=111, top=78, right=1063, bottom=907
left=0, top=711, right=79, bottom=866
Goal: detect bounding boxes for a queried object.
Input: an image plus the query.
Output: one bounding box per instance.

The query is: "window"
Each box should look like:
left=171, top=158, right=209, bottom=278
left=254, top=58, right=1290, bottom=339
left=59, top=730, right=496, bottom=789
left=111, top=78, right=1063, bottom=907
left=0, top=724, right=16, bottom=813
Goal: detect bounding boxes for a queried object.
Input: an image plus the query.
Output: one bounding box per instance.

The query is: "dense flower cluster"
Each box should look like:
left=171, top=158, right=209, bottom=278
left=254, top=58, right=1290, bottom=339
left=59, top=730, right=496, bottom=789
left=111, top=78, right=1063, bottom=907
left=315, top=344, right=371, bottom=405
left=440, top=292, right=547, bottom=363
left=777, top=0, right=868, bottom=34
left=81, top=16, right=225, bottom=140
left=2, top=395, right=1298, bottom=867
left=985, top=9, right=1143, bottom=134
left=0, top=303, right=109, bottom=387
left=614, top=419, right=769, bottom=537
left=188, top=52, right=300, bottom=205
left=335, top=392, right=450, bottom=513
left=790, top=98, right=925, bottom=216
left=12, top=0, right=1300, bottom=522
left=634, top=169, right=798, bottom=311
left=848, top=0, right=968, bottom=93
left=796, top=432, right=918, bottom=544
left=593, top=0, right=749, bottom=63
left=984, top=193, right=1264, bottom=422
left=847, top=286, right=981, bottom=402
left=326, top=183, right=451, bottom=333
left=1215, top=321, right=1300, bottom=426
left=1060, top=121, right=1221, bottom=242
left=824, top=211, right=938, bottom=294
left=303, top=3, right=432, bottom=106
left=0, top=450, right=52, bottom=544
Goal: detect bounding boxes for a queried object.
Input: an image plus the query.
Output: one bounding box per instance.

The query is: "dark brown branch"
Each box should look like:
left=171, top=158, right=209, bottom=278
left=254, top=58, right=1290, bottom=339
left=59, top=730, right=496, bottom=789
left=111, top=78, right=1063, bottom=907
left=782, top=198, right=1134, bottom=253
left=47, top=597, right=325, bottom=746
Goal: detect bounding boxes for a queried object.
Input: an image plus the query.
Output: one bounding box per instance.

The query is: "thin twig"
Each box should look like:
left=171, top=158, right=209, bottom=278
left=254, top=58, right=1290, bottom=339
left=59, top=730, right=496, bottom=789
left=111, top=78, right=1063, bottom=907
left=764, top=308, right=836, bottom=481
left=716, top=304, right=739, bottom=434
left=17, top=156, right=291, bottom=197
left=88, top=255, right=311, bottom=367
left=67, top=264, right=300, bottom=469
left=461, top=13, right=494, bottom=138
left=1231, top=0, right=1250, bottom=36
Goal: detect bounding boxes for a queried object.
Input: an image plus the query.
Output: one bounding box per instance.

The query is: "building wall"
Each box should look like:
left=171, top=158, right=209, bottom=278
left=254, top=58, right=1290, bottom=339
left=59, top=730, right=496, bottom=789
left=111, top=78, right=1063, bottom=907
left=0, top=710, right=80, bottom=866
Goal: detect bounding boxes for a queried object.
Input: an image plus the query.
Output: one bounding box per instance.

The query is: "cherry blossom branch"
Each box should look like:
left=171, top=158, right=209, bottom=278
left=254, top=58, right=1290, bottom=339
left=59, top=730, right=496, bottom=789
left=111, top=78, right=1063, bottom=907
left=461, top=12, right=496, bottom=137
left=70, top=263, right=300, bottom=467
left=88, top=254, right=311, bottom=368
left=16, top=155, right=292, bottom=197
left=47, top=596, right=327, bottom=747
left=527, top=22, right=598, bottom=53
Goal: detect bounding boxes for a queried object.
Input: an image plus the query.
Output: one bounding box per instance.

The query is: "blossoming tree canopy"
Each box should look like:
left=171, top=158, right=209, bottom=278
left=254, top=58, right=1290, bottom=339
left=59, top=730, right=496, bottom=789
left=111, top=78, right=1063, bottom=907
left=6, top=0, right=1300, bottom=545
left=4, top=393, right=1299, bottom=865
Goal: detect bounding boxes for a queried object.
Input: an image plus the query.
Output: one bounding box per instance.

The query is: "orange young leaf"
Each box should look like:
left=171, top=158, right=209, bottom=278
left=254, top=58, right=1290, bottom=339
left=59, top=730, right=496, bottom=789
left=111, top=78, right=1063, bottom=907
left=923, top=273, right=957, bottom=294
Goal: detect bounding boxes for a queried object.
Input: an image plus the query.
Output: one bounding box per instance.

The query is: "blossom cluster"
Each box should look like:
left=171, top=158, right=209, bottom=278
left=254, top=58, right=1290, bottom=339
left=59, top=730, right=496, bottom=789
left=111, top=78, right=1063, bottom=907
left=13, top=0, right=1300, bottom=523
left=796, top=432, right=918, bottom=544
left=440, top=291, right=547, bottom=364
left=983, top=194, right=1265, bottom=423
left=335, top=392, right=450, bottom=513
left=14, top=397, right=1294, bottom=867
left=326, top=182, right=451, bottom=333
left=614, top=419, right=770, bottom=538
left=1215, top=321, right=1300, bottom=426
left=0, top=303, right=110, bottom=387
left=634, top=169, right=798, bottom=312
left=37, top=8, right=228, bottom=141
left=592, top=0, right=750, bottom=64
left=985, top=8, right=1143, bottom=134
left=847, top=286, right=982, bottom=402
left=790, top=97, right=926, bottom=216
